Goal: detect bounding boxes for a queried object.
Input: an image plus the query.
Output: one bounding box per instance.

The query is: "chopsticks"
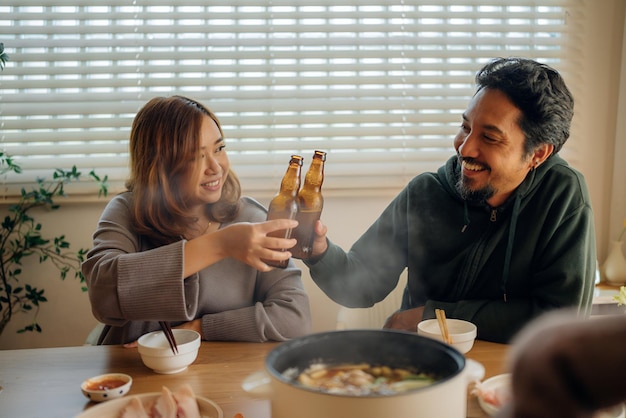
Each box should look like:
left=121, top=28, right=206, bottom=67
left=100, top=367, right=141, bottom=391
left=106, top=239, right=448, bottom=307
left=159, top=321, right=178, bottom=355
left=435, top=309, right=453, bottom=344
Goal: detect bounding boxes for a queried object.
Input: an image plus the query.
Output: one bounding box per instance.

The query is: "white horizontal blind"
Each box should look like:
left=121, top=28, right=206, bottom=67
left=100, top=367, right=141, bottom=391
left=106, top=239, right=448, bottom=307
left=0, top=1, right=584, bottom=199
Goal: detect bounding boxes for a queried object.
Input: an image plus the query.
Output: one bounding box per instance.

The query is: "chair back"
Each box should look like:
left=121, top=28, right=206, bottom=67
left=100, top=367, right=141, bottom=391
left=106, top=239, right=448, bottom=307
left=336, top=273, right=406, bottom=330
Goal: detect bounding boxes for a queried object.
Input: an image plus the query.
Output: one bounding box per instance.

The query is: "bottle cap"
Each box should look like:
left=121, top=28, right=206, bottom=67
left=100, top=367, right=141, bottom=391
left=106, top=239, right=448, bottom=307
left=313, top=150, right=326, bottom=161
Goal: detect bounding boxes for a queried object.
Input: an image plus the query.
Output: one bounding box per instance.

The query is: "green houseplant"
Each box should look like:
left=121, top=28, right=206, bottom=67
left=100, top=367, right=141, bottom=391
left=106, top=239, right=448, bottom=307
left=0, top=46, right=109, bottom=335
left=0, top=153, right=108, bottom=335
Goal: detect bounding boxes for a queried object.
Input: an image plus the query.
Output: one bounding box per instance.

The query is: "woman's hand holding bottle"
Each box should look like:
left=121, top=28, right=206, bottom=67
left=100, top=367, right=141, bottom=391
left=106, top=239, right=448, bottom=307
left=216, top=219, right=299, bottom=271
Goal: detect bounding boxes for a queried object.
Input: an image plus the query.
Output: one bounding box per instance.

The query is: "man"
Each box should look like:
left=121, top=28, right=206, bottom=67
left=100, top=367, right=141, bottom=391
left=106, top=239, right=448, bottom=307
left=303, top=57, right=596, bottom=343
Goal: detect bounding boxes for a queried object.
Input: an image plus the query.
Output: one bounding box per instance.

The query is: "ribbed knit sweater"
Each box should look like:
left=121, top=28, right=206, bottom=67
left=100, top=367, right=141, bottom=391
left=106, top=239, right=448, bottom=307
left=82, top=193, right=312, bottom=345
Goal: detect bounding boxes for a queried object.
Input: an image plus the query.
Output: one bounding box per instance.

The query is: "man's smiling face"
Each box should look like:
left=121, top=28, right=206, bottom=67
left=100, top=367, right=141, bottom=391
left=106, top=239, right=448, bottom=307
left=453, top=87, right=536, bottom=207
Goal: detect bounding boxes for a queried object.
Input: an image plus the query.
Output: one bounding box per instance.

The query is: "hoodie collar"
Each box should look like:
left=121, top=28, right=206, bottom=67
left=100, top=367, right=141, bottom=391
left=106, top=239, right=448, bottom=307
left=440, top=153, right=563, bottom=302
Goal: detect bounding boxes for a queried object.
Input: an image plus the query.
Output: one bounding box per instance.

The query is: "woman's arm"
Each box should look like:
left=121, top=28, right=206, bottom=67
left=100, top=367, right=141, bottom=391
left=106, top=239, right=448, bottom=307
left=184, top=219, right=298, bottom=276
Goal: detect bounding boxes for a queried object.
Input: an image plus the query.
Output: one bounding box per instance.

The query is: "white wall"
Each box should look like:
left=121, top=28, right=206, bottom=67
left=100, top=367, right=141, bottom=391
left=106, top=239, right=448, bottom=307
left=608, top=4, right=626, bottom=258
left=577, top=0, right=626, bottom=259
left=1, top=1, right=625, bottom=349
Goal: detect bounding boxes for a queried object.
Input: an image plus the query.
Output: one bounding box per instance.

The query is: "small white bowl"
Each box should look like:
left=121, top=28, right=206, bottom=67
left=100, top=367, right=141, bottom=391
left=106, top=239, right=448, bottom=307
left=81, top=373, right=132, bottom=403
left=417, top=318, right=477, bottom=353
left=137, top=329, right=201, bottom=374
left=595, top=404, right=626, bottom=418
left=475, top=373, right=511, bottom=416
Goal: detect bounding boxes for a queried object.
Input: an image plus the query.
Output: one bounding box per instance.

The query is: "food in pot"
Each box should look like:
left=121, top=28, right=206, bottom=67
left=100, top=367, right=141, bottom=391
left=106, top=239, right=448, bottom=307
left=289, top=362, right=436, bottom=396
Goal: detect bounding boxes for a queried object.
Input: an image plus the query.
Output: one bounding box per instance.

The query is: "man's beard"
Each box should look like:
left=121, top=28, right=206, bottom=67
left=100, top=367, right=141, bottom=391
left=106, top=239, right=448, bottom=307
left=455, top=174, right=495, bottom=203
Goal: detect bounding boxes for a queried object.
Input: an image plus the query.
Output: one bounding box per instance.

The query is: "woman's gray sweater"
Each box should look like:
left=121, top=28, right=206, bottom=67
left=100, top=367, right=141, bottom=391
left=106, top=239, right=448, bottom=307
left=82, top=193, right=312, bottom=345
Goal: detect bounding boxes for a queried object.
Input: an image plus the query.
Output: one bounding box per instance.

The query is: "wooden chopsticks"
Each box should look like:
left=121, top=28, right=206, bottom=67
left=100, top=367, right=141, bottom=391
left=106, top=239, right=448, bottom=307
left=159, top=321, right=178, bottom=355
left=435, top=309, right=453, bottom=344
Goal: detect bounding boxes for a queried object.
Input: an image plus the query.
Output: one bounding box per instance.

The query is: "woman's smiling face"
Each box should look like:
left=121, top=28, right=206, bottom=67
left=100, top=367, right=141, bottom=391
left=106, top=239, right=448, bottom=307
left=453, top=88, right=537, bottom=208
left=184, top=115, right=230, bottom=211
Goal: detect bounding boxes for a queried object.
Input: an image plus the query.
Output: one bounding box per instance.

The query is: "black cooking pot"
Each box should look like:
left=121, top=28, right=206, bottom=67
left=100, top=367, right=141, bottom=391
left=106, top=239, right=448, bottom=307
left=259, top=329, right=472, bottom=418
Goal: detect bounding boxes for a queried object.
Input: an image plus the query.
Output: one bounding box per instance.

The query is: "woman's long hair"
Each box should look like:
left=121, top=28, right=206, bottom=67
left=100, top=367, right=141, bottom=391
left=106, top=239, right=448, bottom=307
left=125, top=95, right=241, bottom=245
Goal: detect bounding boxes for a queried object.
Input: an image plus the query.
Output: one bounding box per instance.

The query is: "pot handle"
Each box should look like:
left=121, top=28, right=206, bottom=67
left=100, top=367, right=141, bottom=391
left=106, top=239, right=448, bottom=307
left=241, top=369, right=274, bottom=398
left=465, top=359, right=486, bottom=384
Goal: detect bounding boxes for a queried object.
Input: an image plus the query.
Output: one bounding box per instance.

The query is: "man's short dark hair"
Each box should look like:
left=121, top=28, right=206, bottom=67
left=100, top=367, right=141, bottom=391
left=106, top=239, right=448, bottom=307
left=475, top=57, right=574, bottom=156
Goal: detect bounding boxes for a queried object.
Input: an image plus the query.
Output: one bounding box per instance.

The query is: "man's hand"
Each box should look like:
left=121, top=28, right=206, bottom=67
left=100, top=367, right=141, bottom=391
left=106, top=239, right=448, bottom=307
left=309, top=219, right=329, bottom=259
left=382, top=306, right=425, bottom=332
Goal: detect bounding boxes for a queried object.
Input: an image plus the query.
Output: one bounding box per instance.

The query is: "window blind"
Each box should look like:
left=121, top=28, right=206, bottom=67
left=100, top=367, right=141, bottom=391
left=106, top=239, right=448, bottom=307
left=0, top=1, right=584, bottom=199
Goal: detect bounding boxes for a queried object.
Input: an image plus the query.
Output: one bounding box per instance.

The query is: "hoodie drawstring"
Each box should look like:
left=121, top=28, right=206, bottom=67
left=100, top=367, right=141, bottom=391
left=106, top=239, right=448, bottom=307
left=501, top=193, right=522, bottom=302
left=461, top=200, right=471, bottom=233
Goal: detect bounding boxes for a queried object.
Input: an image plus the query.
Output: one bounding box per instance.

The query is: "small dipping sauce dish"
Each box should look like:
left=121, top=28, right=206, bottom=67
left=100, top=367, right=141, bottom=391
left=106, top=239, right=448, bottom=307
left=81, top=373, right=132, bottom=402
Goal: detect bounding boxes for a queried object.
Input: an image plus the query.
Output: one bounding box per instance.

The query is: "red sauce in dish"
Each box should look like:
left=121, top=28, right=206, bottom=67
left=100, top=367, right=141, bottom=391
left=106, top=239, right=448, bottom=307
left=85, top=378, right=127, bottom=391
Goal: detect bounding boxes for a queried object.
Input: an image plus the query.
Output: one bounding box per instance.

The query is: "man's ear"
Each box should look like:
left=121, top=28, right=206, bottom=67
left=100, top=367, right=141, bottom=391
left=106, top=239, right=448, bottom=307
left=532, top=143, right=555, bottom=168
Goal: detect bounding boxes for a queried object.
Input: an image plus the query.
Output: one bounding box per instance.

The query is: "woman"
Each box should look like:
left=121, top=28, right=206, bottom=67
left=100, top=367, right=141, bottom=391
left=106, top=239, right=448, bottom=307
left=82, top=95, right=312, bottom=345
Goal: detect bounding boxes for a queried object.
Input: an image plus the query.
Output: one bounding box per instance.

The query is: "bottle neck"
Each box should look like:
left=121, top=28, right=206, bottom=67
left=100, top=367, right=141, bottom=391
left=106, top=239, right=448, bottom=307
left=280, top=165, right=302, bottom=194
left=302, top=162, right=324, bottom=191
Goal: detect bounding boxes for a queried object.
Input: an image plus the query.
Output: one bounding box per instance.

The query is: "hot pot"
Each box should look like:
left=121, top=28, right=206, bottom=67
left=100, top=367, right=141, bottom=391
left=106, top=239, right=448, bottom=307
left=244, top=329, right=479, bottom=418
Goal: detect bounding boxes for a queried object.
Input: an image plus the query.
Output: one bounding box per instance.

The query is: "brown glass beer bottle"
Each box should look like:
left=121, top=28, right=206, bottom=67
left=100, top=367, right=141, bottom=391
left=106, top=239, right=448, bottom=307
left=263, top=155, right=303, bottom=268
left=291, top=150, right=326, bottom=260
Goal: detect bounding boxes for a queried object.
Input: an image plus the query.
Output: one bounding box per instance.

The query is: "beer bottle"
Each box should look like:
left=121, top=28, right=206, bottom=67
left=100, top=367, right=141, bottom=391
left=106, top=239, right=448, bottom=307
left=263, top=155, right=303, bottom=268
left=291, top=150, right=326, bottom=260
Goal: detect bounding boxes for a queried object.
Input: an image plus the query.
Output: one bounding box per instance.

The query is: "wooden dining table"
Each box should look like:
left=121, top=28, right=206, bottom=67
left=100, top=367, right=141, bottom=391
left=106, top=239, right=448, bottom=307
left=0, top=336, right=508, bottom=418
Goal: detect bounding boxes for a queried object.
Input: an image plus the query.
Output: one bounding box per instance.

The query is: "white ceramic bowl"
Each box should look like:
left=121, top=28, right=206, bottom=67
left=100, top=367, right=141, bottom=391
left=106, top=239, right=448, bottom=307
left=80, top=373, right=132, bottom=403
left=595, top=404, right=626, bottom=418
left=75, top=392, right=223, bottom=418
left=417, top=318, right=477, bottom=354
left=475, top=373, right=511, bottom=416
left=137, top=329, right=201, bottom=374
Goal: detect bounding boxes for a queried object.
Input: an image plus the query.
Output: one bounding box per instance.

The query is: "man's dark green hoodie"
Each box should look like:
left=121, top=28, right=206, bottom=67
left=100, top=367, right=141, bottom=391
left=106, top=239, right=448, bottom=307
left=307, top=154, right=596, bottom=343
